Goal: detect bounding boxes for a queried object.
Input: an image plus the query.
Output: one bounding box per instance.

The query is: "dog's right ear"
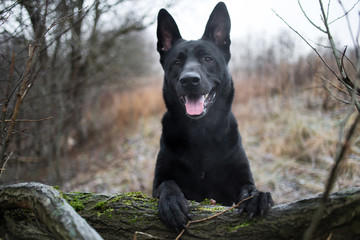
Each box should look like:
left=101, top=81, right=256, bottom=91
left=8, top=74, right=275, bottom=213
left=157, top=9, right=182, bottom=55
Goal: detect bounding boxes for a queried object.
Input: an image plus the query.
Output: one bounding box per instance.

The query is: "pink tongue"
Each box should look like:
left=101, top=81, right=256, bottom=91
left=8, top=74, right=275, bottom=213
left=185, top=95, right=205, bottom=115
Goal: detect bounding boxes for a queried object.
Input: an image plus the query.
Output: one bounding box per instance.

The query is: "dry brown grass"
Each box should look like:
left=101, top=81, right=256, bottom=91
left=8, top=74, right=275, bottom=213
left=113, top=84, right=165, bottom=129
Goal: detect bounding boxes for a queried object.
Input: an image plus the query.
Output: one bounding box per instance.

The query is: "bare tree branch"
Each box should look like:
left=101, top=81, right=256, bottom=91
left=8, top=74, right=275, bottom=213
left=329, top=0, right=360, bottom=25
left=320, top=75, right=353, bottom=104
left=272, top=9, right=342, bottom=81
left=297, top=0, right=326, bottom=33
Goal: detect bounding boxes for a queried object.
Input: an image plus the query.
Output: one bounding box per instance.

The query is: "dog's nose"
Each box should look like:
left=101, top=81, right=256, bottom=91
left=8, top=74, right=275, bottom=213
left=179, top=72, right=201, bottom=87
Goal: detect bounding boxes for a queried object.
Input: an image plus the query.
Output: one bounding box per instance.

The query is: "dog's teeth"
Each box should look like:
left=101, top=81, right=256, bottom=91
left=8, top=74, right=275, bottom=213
left=204, top=94, right=208, bottom=99
left=179, top=96, right=186, bottom=104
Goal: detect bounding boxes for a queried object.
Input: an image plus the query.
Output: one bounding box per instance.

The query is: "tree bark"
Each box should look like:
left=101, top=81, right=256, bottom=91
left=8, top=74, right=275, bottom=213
left=0, top=182, right=359, bottom=240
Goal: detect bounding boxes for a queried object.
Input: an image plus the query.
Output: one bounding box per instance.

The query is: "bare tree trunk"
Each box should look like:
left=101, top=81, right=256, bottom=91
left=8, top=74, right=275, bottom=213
left=21, top=1, right=49, bottom=67
left=0, top=182, right=359, bottom=240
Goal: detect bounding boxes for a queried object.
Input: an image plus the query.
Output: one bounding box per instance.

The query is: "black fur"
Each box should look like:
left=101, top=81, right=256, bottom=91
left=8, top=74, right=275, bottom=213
left=153, top=2, right=274, bottom=231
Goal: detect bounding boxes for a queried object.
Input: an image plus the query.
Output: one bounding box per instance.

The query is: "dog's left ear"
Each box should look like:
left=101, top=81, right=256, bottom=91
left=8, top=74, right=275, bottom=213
left=202, top=2, right=231, bottom=60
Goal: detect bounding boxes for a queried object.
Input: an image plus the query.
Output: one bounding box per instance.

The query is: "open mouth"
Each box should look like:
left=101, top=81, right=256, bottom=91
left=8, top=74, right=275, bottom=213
left=179, top=87, right=217, bottom=118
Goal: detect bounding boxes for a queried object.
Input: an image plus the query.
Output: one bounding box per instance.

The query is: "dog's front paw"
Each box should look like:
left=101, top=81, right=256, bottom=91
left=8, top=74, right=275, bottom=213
left=237, top=185, right=274, bottom=218
left=158, top=191, right=191, bottom=232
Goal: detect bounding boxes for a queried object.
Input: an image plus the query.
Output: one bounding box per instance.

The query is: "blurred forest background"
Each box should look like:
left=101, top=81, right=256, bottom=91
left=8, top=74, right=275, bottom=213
left=0, top=0, right=359, bottom=204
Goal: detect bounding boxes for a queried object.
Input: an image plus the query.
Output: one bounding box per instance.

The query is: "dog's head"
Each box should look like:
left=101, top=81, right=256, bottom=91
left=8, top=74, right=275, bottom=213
left=157, top=2, right=232, bottom=119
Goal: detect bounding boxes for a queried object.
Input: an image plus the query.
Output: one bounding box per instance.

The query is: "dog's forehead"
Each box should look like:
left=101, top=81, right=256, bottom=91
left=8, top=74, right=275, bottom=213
left=172, top=40, right=219, bottom=56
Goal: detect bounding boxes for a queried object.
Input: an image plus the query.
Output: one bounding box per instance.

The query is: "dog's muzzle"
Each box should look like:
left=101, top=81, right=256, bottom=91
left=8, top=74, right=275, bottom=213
left=177, top=66, right=217, bottom=119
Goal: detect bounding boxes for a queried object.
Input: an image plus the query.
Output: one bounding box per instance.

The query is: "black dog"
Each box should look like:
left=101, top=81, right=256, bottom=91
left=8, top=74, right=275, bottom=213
left=153, top=2, right=274, bottom=231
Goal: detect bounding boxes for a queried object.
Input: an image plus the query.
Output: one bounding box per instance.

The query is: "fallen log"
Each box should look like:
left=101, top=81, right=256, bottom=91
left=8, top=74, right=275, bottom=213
left=0, top=182, right=359, bottom=240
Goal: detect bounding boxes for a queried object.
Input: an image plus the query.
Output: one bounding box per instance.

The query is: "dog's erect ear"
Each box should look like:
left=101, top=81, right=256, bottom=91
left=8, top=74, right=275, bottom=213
left=157, top=9, right=182, bottom=55
left=202, top=2, right=231, bottom=59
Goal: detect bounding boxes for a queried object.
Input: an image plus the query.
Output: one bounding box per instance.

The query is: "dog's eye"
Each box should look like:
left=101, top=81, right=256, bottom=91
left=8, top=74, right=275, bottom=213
left=203, top=56, right=213, bottom=63
left=173, top=59, right=181, bottom=67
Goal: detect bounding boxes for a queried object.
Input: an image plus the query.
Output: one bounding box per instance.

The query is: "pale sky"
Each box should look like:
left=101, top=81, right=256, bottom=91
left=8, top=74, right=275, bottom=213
left=155, top=0, right=359, bottom=54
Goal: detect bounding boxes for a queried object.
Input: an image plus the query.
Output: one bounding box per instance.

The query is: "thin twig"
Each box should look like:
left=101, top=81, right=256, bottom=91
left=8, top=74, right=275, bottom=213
left=175, top=195, right=255, bottom=240
left=329, top=0, right=360, bottom=25
left=0, top=12, right=11, bottom=27
left=133, top=231, right=161, bottom=240
left=326, top=232, right=333, bottom=240
left=326, top=0, right=331, bottom=20
left=339, top=46, right=347, bottom=75
left=1, top=116, right=53, bottom=123
left=1, top=52, right=14, bottom=132
left=322, top=83, right=352, bottom=105
left=297, top=0, right=326, bottom=33
left=0, top=151, right=13, bottom=180
left=193, top=195, right=255, bottom=223
left=338, top=0, right=357, bottom=46
left=318, top=73, right=355, bottom=105
left=0, top=0, right=21, bottom=15
left=318, top=74, right=349, bottom=96
left=0, top=52, right=15, bottom=164
left=319, top=0, right=343, bottom=77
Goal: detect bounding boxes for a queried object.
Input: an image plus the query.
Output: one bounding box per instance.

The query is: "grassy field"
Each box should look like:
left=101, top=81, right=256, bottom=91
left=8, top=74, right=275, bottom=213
left=63, top=72, right=360, bottom=204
